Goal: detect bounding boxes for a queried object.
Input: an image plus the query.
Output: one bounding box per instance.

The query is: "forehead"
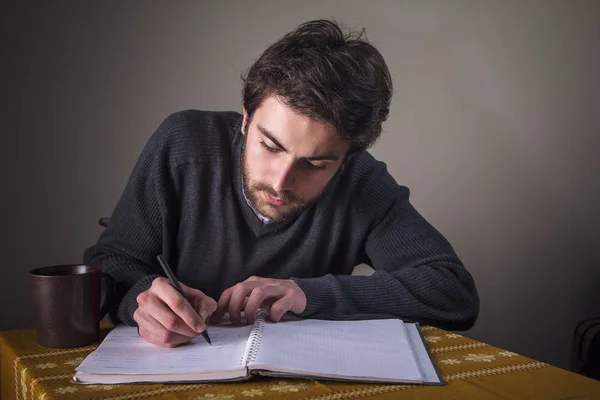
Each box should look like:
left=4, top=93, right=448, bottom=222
left=250, top=96, right=349, bottom=155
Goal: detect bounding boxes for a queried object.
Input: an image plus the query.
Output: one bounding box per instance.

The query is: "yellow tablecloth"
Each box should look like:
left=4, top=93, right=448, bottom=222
left=2, top=324, right=599, bottom=400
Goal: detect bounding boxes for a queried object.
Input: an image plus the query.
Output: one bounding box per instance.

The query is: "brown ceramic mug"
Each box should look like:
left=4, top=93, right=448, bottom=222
left=28, top=264, right=113, bottom=348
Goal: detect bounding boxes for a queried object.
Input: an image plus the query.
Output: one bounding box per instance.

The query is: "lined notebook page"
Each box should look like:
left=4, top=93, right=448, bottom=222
left=248, top=319, right=422, bottom=382
left=77, top=324, right=252, bottom=375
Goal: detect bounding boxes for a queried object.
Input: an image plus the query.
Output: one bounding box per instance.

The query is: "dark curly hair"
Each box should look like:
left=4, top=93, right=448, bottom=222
left=241, top=19, right=393, bottom=151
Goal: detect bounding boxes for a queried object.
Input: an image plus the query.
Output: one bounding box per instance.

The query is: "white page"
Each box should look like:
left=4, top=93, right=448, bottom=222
left=248, top=319, right=423, bottom=382
left=77, top=324, right=253, bottom=375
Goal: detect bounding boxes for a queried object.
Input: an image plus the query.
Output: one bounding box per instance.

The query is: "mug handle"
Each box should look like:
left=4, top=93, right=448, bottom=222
left=99, top=273, right=114, bottom=320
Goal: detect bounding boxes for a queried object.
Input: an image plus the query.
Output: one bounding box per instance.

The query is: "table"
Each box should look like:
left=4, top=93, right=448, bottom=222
left=2, top=324, right=600, bottom=400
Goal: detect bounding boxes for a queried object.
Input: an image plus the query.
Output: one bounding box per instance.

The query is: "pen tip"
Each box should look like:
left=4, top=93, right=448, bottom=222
left=203, top=334, right=212, bottom=345
left=201, top=330, right=212, bottom=345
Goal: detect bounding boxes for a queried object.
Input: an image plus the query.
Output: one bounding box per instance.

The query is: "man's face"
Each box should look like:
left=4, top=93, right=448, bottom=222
left=241, top=95, right=350, bottom=223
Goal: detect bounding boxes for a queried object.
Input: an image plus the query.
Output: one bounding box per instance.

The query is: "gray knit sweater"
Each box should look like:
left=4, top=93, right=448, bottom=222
left=84, top=110, right=479, bottom=330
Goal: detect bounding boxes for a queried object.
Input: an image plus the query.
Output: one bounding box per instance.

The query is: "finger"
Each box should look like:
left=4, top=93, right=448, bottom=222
left=229, top=282, right=259, bottom=325
left=212, top=287, right=234, bottom=324
left=135, top=309, right=192, bottom=347
left=198, top=297, right=218, bottom=323
left=244, top=285, right=282, bottom=324
left=269, top=296, right=295, bottom=322
left=152, top=278, right=206, bottom=333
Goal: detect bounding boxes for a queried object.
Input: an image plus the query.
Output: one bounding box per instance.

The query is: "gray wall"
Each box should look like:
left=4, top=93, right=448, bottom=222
left=2, top=0, right=599, bottom=371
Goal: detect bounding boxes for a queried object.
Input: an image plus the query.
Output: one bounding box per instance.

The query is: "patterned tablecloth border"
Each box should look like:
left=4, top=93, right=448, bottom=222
left=8, top=326, right=552, bottom=400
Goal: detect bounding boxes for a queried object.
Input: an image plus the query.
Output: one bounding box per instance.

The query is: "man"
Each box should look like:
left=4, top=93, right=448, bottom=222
left=84, top=19, right=479, bottom=348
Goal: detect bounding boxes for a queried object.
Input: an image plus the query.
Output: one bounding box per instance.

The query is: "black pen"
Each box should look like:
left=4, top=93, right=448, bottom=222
left=156, top=254, right=212, bottom=345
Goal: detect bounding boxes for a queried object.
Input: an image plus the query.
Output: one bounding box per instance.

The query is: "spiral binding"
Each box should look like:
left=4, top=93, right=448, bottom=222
left=240, top=309, right=268, bottom=366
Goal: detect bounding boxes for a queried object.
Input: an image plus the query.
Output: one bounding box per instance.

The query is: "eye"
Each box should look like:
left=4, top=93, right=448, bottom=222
left=260, top=141, right=279, bottom=153
left=304, top=161, right=327, bottom=171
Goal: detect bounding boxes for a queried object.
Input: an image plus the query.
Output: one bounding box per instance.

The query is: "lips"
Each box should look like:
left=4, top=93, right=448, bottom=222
left=264, top=192, right=286, bottom=206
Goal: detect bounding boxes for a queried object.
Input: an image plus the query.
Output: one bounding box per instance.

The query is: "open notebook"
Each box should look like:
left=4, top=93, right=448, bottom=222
left=73, top=315, right=443, bottom=385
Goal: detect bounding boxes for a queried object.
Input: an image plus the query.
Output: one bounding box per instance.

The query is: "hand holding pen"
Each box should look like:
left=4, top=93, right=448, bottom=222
left=156, top=255, right=212, bottom=345
left=132, top=255, right=216, bottom=348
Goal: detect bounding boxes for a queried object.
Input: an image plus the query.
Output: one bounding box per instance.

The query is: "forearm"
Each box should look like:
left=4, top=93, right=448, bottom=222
left=293, top=260, right=479, bottom=330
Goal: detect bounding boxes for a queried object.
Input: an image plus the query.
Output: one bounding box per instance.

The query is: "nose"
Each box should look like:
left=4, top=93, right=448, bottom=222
left=272, top=160, right=295, bottom=193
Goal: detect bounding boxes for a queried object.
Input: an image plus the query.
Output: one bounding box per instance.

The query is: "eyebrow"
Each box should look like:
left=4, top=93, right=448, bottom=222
left=257, top=124, right=340, bottom=162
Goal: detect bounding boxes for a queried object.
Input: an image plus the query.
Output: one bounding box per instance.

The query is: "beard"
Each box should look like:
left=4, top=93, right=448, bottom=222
left=241, top=140, right=321, bottom=223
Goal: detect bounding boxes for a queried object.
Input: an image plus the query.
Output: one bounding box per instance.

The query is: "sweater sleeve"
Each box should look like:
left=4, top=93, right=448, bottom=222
left=83, top=113, right=185, bottom=326
left=293, top=174, right=480, bottom=331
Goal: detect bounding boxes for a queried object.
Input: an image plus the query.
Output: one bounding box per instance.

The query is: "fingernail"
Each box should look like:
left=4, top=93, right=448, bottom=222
left=195, top=323, right=205, bottom=332
left=200, top=311, right=208, bottom=321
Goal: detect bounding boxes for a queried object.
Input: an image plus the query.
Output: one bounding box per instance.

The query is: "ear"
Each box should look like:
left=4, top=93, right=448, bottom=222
left=241, top=107, right=248, bottom=135
left=344, top=146, right=361, bottom=163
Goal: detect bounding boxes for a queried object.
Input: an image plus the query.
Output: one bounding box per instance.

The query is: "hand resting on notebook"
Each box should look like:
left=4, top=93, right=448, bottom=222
left=212, top=276, right=307, bottom=326
left=134, top=277, right=217, bottom=348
